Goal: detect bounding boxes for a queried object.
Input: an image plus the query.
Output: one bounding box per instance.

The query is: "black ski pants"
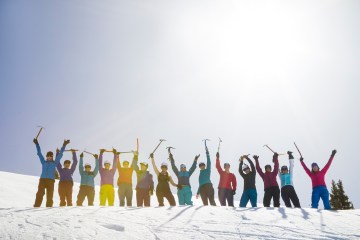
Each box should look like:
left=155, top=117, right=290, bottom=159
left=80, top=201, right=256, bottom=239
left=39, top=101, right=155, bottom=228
left=281, top=185, right=301, bottom=208
left=218, top=188, right=234, bottom=207
left=156, top=190, right=176, bottom=206
left=263, top=186, right=280, bottom=207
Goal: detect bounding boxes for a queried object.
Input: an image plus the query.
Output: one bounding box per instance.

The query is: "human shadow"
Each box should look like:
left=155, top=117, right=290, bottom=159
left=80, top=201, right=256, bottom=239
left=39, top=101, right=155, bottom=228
left=278, top=207, right=287, bottom=219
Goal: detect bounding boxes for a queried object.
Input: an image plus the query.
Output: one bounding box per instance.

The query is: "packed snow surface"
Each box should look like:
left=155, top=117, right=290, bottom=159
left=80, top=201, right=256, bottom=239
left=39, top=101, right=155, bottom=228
left=0, top=171, right=359, bottom=239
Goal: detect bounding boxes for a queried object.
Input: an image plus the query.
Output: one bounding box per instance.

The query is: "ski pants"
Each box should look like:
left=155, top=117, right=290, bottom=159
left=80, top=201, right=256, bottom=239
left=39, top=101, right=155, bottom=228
left=218, top=188, right=234, bottom=207
left=177, top=185, right=193, bottom=205
left=156, top=189, right=176, bottom=206
left=118, top=183, right=133, bottom=207
left=58, top=180, right=74, bottom=207
left=281, top=185, right=301, bottom=208
left=34, top=178, right=55, bottom=207
left=100, top=184, right=115, bottom=206
left=312, top=185, right=331, bottom=210
left=76, top=185, right=95, bottom=206
left=136, top=188, right=151, bottom=207
left=199, top=183, right=216, bottom=206
left=240, top=188, right=257, bottom=207
left=263, top=186, right=280, bottom=207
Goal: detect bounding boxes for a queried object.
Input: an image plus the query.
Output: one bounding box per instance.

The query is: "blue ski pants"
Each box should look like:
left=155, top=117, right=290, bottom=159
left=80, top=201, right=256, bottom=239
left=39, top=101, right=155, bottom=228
left=240, top=189, right=257, bottom=207
left=312, top=185, right=331, bottom=210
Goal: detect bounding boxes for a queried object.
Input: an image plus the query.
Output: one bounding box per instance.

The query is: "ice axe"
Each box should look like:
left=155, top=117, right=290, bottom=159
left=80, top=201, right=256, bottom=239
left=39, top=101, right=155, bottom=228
left=217, top=137, right=222, bottom=153
left=149, top=139, right=166, bottom=158
left=136, top=138, right=139, bottom=153
left=202, top=139, right=210, bottom=146
left=166, top=146, right=176, bottom=154
left=84, top=150, right=95, bottom=156
left=263, top=145, right=286, bottom=155
left=294, top=142, right=303, bottom=158
left=64, top=149, right=79, bottom=152
left=35, top=125, right=45, bottom=140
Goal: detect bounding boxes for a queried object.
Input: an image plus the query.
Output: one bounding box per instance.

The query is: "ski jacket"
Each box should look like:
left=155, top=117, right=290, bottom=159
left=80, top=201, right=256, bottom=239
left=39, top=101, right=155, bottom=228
left=133, top=158, right=154, bottom=190
left=79, top=157, right=99, bottom=187
left=239, top=159, right=256, bottom=191
left=99, top=153, right=117, bottom=186
left=255, top=157, right=279, bottom=190
left=56, top=152, right=78, bottom=182
left=170, top=158, right=196, bottom=186
left=36, top=143, right=66, bottom=180
left=216, top=158, right=237, bottom=190
left=301, top=155, right=334, bottom=188
left=198, top=151, right=212, bottom=188
left=117, top=155, right=134, bottom=186
left=278, top=158, right=294, bottom=188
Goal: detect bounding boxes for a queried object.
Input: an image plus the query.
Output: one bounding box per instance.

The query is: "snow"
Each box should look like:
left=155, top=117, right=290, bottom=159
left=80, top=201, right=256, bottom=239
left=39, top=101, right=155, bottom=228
left=1, top=171, right=360, bottom=240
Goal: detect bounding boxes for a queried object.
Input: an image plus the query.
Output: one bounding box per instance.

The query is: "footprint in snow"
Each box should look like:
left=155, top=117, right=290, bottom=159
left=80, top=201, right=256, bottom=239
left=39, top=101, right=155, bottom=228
left=102, top=224, right=125, bottom=232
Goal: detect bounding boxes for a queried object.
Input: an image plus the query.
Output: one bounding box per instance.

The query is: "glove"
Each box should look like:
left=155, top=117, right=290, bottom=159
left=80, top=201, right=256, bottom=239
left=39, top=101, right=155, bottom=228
left=33, top=138, right=38, bottom=144
left=287, top=151, right=294, bottom=159
left=216, top=152, right=220, bottom=159
left=194, top=154, right=200, bottom=161
left=150, top=153, right=154, bottom=159
left=331, top=149, right=337, bottom=156
left=232, top=190, right=236, bottom=195
left=100, top=149, right=106, bottom=154
left=300, top=157, right=304, bottom=162
left=80, top=152, right=84, bottom=158
left=177, top=184, right=183, bottom=190
left=94, top=154, right=99, bottom=159
left=253, top=155, right=259, bottom=161
left=63, top=139, right=70, bottom=146
left=112, top=148, right=117, bottom=154
left=133, top=151, right=139, bottom=157
left=273, top=152, right=279, bottom=158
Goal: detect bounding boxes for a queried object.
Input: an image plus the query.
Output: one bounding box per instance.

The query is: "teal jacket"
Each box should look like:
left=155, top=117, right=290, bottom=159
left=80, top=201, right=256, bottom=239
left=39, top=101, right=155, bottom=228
left=170, top=157, right=197, bottom=186
left=278, top=158, right=294, bottom=188
left=197, top=151, right=212, bottom=194
left=37, top=143, right=66, bottom=180
left=79, top=157, right=99, bottom=187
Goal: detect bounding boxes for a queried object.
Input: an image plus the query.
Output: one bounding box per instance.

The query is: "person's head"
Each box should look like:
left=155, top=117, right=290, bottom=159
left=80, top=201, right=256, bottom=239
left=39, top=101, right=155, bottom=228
left=84, top=163, right=92, bottom=172
left=123, top=160, right=130, bottom=168
left=46, top=151, right=54, bottom=161
left=311, top=163, right=320, bottom=172
left=281, top=165, right=288, bottom=174
left=140, top=162, right=148, bottom=171
left=161, top=162, right=168, bottom=173
left=224, top=163, right=230, bottom=171
left=199, top=162, right=206, bottom=170
left=180, top=164, right=186, bottom=172
left=64, top=160, right=71, bottom=169
left=104, top=160, right=111, bottom=170
left=242, top=164, right=250, bottom=174
left=265, top=164, right=272, bottom=172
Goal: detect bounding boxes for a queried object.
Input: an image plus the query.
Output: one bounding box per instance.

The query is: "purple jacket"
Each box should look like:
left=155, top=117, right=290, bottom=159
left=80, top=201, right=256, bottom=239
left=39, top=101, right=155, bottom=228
left=56, top=152, right=78, bottom=182
left=99, top=152, right=117, bottom=186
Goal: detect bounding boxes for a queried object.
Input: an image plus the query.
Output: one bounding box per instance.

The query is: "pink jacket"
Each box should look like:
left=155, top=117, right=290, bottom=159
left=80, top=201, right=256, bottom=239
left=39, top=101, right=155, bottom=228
left=301, top=155, right=334, bottom=188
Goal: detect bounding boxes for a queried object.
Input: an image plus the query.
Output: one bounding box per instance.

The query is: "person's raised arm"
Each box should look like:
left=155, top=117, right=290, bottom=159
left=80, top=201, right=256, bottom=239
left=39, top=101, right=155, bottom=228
left=130, top=151, right=137, bottom=171
left=93, top=154, right=99, bottom=176
left=321, top=150, right=336, bottom=175
left=79, top=155, right=84, bottom=175
left=33, top=138, right=45, bottom=164
left=132, top=153, right=140, bottom=172
left=70, top=150, right=78, bottom=174
left=273, top=153, right=279, bottom=175
left=189, top=155, right=199, bottom=176
left=254, top=155, right=265, bottom=178
left=55, top=140, right=69, bottom=165
left=287, top=151, right=294, bottom=175
left=300, top=157, right=311, bottom=177
left=215, top=152, right=223, bottom=174
left=247, top=157, right=256, bottom=176
left=206, top=150, right=211, bottom=171
left=56, top=162, right=62, bottom=173
left=169, top=153, right=179, bottom=177
left=99, top=149, right=105, bottom=171
left=239, top=157, right=245, bottom=177
left=117, top=153, right=121, bottom=172
left=110, top=149, right=117, bottom=174
left=150, top=153, right=160, bottom=176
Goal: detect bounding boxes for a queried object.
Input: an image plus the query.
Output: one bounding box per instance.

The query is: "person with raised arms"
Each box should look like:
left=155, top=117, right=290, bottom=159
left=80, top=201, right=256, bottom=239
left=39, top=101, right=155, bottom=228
left=117, top=152, right=135, bottom=207
left=239, top=155, right=257, bottom=207
left=216, top=152, right=237, bottom=207
left=99, top=148, right=117, bottom=206
left=133, top=152, right=154, bottom=207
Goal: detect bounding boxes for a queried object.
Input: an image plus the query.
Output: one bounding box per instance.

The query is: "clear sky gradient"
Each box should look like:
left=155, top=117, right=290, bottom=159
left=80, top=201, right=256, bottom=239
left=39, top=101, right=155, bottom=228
left=1, top=0, right=359, bottom=207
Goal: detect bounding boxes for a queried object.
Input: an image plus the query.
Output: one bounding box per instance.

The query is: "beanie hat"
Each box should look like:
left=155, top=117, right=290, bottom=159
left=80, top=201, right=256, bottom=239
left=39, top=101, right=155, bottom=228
left=180, top=164, right=186, bottom=169
left=265, top=164, right=272, bottom=170
left=199, top=162, right=205, bottom=167
left=161, top=162, right=168, bottom=167
left=311, top=163, right=319, bottom=168
left=85, top=163, right=92, bottom=168
left=281, top=165, right=288, bottom=171
left=64, top=160, right=71, bottom=165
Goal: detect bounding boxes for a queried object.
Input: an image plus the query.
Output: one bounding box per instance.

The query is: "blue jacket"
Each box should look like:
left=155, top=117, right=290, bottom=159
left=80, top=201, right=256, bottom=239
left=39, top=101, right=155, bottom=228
left=37, top=143, right=65, bottom=180
left=278, top=158, right=294, bottom=188
left=170, top=157, right=196, bottom=186
left=79, top=157, right=99, bottom=187
left=197, top=151, right=212, bottom=194
left=56, top=152, right=78, bottom=182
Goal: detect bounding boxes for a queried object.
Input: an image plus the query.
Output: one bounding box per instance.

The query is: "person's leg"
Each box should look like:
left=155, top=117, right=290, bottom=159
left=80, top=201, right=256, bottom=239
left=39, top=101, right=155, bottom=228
left=208, top=184, right=217, bottom=206
left=263, top=189, right=271, bottom=207
left=281, top=186, right=292, bottom=208
left=45, top=179, right=55, bottom=207
left=240, top=191, right=250, bottom=207
left=156, top=190, right=165, bottom=206
left=67, top=181, right=73, bottom=206
left=165, top=191, right=176, bottom=206
left=178, top=188, right=185, bottom=205
left=320, top=187, right=331, bottom=210
left=136, top=189, right=142, bottom=207
left=126, top=184, right=133, bottom=207
left=311, top=187, right=321, bottom=209
left=218, top=188, right=226, bottom=206
left=108, top=186, right=115, bottom=206
left=88, top=187, right=95, bottom=206
left=227, top=189, right=234, bottom=207
left=58, top=182, right=66, bottom=207
left=34, top=179, right=46, bottom=207
left=184, top=187, right=193, bottom=205
left=100, top=185, right=107, bottom=206
left=288, top=186, right=301, bottom=208
left=273, top=187, right=280, bottom=207
left=143, top=189, right=151, bottom=207
left=249, top=189, right=257, bottom=207
left=118, top=184, right=126, bottom=206
left=199, top=186, right=209, bottom=205
left=76, top=186, right=86, bottom=206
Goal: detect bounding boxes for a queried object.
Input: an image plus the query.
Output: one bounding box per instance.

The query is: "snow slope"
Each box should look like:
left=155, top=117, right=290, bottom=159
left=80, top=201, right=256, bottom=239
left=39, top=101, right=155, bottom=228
left=1, top=171, right=360, bottom=240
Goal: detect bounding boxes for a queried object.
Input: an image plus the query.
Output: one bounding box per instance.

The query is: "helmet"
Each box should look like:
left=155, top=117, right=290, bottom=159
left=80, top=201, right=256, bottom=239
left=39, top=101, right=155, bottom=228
left=161, top=162, right=168, bottom=167
left=180, top=164, right=186, bottom=169
left=104, top=160, right=111, bottom=165
left=64, top=160, right=71, bottom=165
left=281, top=165, right=288, bottom=171
left=242, top=164, right=250, bottom=171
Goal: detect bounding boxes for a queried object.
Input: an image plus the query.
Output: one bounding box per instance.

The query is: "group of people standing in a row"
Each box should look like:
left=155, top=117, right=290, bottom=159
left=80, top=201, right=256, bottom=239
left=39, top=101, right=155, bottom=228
left=33, top=138, right=337, bottom=210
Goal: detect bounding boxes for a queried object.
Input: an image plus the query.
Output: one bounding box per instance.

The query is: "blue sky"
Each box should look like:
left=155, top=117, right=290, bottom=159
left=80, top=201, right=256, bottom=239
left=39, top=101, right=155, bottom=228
left=1, top=0, right=359, bottom=207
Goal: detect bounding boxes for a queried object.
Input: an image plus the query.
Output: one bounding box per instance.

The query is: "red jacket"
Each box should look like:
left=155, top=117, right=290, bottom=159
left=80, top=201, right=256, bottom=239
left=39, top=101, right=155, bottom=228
left=255, top=157, right=279, bottom=190
left=301, top=155, right=334, bottom=188
left=216, top=158, right=237, bottom=190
